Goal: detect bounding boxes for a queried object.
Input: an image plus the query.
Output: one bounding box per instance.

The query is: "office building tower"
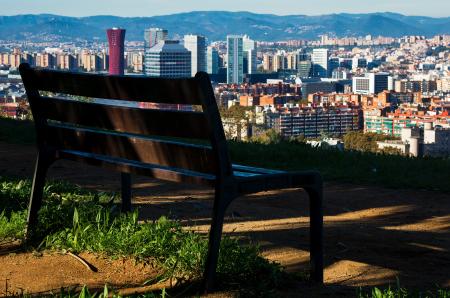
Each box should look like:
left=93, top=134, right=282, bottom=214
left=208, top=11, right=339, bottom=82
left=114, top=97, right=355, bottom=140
left=227, top=35, right=244, bottom=84
left=297, top=52, right=309, bottom=62
left=183, top=34, right=206, bottom=76
left=144, top=28, right=168, bottom=73
left=206, top=46, right=219, bottom=74
left=298, top=61, right=313, bottom=78
left=328, top=57, right=340, bottom=74
left=144, top=40, right=191, bottom=78
left=144, top=28, right=168, bottom=49
left=352, top=72, right=389, bottom=95
left=243, top=35, right=257, bottom=74
left=107, top=28, right=126, bottom=75
left=312, top=48, right=329, bottom=78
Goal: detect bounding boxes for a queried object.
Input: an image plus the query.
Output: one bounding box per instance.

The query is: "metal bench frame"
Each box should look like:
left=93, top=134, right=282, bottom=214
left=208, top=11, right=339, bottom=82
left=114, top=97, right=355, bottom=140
left=19, top=63, right=323, bottom=292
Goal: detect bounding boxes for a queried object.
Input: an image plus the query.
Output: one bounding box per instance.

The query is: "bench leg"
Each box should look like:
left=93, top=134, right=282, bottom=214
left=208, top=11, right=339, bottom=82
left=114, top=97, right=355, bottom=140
left=121, top=172, right=132, bottom=212
left=26, top=151, right=53, bottom=241
left=202, top=193, right=227, bottom=293
left=305, top=176, right=324, bottom=284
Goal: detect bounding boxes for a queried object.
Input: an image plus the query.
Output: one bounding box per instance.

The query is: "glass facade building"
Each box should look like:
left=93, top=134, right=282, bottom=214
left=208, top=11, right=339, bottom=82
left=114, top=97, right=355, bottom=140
left=183, top=34, right=206, bottom=76
left=144, top=40, right=191, bottom=78
left=227, top=35, right=243, bottom=84
left=144, top=28, right=168, bottom=73
left=206, top=46, right=219, bottom=74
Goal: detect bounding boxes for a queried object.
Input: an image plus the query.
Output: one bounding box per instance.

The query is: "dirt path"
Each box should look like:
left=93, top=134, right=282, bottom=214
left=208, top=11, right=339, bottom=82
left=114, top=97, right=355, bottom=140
left=0, top=141, right=449, bottom=296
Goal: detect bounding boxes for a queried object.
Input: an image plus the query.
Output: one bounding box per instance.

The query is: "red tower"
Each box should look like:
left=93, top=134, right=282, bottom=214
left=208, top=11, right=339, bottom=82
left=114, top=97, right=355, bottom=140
left=107, top=28, right=126, bottom=75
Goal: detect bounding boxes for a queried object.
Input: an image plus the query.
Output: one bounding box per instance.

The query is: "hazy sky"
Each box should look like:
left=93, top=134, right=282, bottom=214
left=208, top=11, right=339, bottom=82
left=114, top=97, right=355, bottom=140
left=2, top=0, right=449, bottom=17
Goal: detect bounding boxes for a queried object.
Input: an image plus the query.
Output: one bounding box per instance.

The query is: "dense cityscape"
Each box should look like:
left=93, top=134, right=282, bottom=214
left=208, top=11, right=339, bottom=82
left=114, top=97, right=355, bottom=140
left=0, top=1, right=450, bottom=295
left=1, top=26, right=449, bottom=157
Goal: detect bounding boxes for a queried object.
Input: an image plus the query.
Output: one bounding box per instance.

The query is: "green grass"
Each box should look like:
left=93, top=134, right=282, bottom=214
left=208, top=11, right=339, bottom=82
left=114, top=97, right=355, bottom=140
left=229, top=141, right=450, bottom=192
left=8, top=284, right=164, bottom=298
left=358, top=284, right=450, bottom=298
left=0, top=176, right=286, bottom=297
left=1, top=116, right=449, bottom=192
left=0, top=116, right=35, bottom=145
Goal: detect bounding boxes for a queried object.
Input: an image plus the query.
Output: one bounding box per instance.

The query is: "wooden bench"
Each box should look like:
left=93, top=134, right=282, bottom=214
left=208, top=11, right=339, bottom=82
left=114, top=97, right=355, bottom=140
left=19, top=63, right=323, bottom=292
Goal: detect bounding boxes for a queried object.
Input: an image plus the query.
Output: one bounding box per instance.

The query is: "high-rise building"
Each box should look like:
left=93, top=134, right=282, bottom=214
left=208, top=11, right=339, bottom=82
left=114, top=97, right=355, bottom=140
left=263, top=54, right=273, bottom=72
left=353, top=72, right=389, bottom=95
left=328, top=57, right=340, bottom=74
left=298, top=61, right=313, bottom=78
left=107, top=28, right=126, bottom=75
left=144, top=40, right=191, bottom=78
left=227, top=35, right=244, bottom=84
left=127, top=52, right=144, bottom=73
left=144, top=28, right=168, bottom=49
left=58, top=54, right=78, bottom=71
left=36, top=53, right=56, bottom=69
left=286, top=53, right=297, bottom=70
left=144, top=28, right=168, bottom=74
left=183, top=34, right=206, bottom=76
left=273, top=54, right=285, bottom=72
left=312, top=48, right=329, bottom=78
left=297, top=52, right=309, bottom=62
left=206, top=46, right=219, bottom=74
left=243, top=35, right=257, bottom=74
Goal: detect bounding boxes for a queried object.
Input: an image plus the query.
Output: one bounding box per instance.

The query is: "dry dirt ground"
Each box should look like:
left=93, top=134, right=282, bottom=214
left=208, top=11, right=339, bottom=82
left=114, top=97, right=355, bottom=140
left=0, top=141, right=449, bottom=297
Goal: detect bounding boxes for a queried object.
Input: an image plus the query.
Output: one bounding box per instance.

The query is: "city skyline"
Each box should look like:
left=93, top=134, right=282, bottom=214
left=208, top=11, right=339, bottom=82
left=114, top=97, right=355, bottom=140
left=1, top=0, right=450, bottom=18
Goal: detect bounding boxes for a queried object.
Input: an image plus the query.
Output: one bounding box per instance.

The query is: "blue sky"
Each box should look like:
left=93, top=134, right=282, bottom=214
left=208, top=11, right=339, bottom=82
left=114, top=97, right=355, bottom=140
left=2, top=0, right=449, bottom=17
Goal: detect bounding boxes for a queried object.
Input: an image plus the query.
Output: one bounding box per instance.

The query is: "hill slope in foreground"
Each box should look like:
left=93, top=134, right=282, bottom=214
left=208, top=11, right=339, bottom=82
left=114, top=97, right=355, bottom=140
left=0, top=140, right=449, bottom=296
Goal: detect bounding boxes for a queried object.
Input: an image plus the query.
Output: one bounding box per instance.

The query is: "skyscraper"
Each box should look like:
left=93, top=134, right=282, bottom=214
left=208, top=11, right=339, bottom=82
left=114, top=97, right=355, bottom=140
left=144, top=28, right=168, bottom=49
left=144, top=28, right=168, bottom=73
left=183, top=34, right=206, bottom=76
left=107, top=28, right=126, bottom=75
left=298, top=61, right=313, bottom=78
left=227, top=35, right=243, bottom=84
left=144, top=40, right=191, bottom=78
left=312, top=48, right=329, bottom=78
left=206, top=46, right=219, bottom=74
left=243, top=35, right=257, bottom=74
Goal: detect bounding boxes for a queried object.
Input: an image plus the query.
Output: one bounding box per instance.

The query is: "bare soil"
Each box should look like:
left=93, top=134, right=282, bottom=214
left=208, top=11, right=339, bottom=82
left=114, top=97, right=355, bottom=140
left=0, top=141, right=449, bottom=297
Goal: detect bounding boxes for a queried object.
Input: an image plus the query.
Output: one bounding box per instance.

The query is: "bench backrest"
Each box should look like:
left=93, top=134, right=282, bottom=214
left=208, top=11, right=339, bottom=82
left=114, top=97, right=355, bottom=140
left=19, top=63, right=233, bottom=184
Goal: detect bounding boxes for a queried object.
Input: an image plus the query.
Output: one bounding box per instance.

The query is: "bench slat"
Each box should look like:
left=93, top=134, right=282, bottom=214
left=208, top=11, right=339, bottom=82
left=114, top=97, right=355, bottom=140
left=37, top=97, right=210, bottom=140
left=20, top=65, right=204, bottom=105
left=59, top=150, right=216, bottom=186
left=46, top=125, right=217, bottom=175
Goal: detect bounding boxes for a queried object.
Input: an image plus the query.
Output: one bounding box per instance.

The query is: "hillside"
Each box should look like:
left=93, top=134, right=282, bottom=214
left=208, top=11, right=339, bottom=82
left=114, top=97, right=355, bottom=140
left=0, top=11, right=449, bottom=42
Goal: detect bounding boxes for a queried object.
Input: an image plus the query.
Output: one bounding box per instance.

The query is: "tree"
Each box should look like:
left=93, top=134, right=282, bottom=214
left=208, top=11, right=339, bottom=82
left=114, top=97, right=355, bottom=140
left=343, top=131, right=400, bottom=153
left=250, top=129, right=283, bottom=144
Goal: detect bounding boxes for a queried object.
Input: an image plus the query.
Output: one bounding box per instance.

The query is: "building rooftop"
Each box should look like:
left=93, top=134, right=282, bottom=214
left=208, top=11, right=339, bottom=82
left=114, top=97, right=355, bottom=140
left=147, top=40, right=189, bottom=53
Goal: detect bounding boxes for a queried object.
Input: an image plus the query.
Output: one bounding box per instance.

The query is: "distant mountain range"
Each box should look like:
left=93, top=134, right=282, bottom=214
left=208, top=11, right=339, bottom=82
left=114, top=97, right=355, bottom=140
left=0, top=11, right=449, bottom=42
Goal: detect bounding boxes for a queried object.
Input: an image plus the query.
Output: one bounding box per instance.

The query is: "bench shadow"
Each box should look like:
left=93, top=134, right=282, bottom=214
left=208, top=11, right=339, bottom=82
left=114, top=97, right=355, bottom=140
left=132, top=178, right=450, bottom=293
left=1, top=156, right=449, bottom=296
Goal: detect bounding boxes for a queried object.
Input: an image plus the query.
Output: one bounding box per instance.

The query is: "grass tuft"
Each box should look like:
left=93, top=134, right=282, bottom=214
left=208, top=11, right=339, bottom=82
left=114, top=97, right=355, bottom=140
left=0, top=176, right=287, bottom=296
